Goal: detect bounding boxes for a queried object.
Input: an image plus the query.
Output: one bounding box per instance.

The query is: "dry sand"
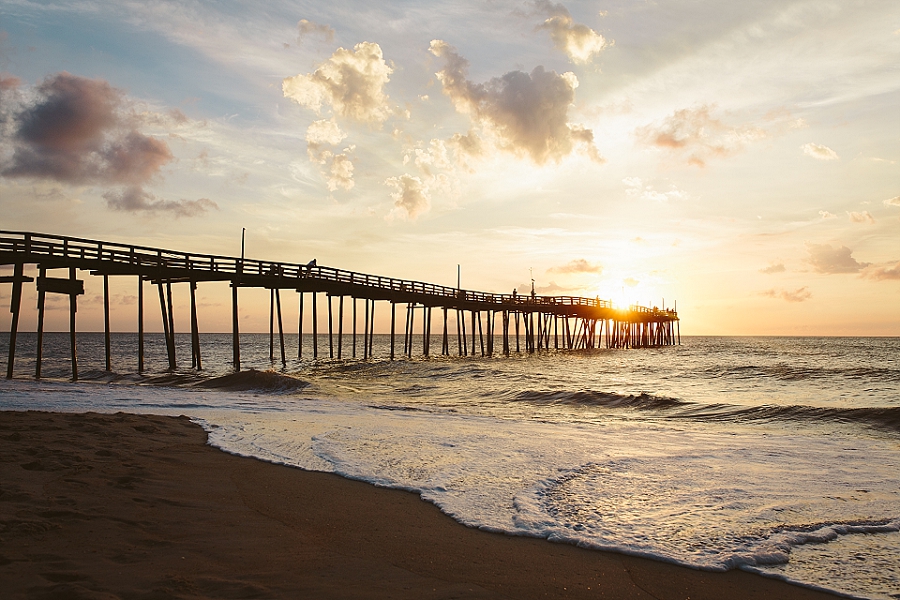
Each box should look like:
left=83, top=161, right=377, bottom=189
left=0, top=411, right=840, bottom=599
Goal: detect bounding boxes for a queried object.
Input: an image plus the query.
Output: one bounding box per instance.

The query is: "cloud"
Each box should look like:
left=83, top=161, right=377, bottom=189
left=304, top=119, right=355, bottom=191
left=1, top=72, right=173, bottom=185
left=385, top=174, right=430, bottom=220
left=0, top=75, right=21, bottom=90
left=429, top=40, right=601, bottom=165
left=297, top=19, right=334, bottom=43
left=884, top=196, right=900, bottom=207
left=534, top=1, right=609, bottom=64
left=805, top=243, right=870, bottom=274
left=548, top=258, right=603, bottom=274
left=761, top=287, right=812, bottom=302
left=818, top=210, right=836, bottom=219
left=623, top=277, right=639, bottom=287
left=516, top=281, right=574, bottom=295
left=847, top=210, right=875, bottom=224
left=801, top=143, right=839, bottom=161
left=103, top=187, right=217, bottom=217
left=282, top=42, right=393, bottom=123
left=862, top=261, right=900, bottom=281
left=635, top=105, right=767, bottom=167
left=623, top=176, right=687, bottom=202
left=760, top=262, right=786, bottom=274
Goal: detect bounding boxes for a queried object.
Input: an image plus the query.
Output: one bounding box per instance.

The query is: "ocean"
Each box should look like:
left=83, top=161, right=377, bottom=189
left=1, top=332, right=898, bottom=599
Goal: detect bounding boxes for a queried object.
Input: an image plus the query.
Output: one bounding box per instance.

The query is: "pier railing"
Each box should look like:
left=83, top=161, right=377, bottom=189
left=0, top=230, right=673, bottom=315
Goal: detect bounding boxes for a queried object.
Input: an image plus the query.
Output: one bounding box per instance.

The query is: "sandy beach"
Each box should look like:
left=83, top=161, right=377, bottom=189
left=0, top=410, right=841, bottom=599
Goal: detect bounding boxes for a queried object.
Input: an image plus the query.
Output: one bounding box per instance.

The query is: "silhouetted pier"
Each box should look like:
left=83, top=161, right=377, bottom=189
left=1, top=231, right=680, bottom=379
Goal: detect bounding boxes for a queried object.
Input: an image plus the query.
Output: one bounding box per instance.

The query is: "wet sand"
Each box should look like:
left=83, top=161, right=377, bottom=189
left=0, top=411, right=840, bottom=599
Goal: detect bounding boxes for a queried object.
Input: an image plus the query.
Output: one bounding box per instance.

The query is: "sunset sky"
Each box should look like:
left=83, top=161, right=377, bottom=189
left=2, top=0, right=899, bottom=335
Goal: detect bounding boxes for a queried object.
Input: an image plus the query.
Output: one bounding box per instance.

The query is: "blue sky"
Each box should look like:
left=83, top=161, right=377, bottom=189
left=1, top=0, right=899, bottom=334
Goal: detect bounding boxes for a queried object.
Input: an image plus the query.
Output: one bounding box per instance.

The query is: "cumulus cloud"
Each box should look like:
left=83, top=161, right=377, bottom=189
left=297, top=19, right=334, bottom=42
left=884, top=196, right=900, bottom=207
left=760, top=262, right=786, bottom=274
left=761, top=287, right=812, bottom=302
left=801, top=143, right=839, bottom=161
left=0, top=72, right=213, bottom=216
left=303, top=119, right=355, bottom=191
left=634, top=105, right=767, bottom=167
left=103, top=187, right=217, bottom=217
left=847, top=210, right=875, bottom=224
left=534, top=1, right=609, bottom=64
left=282, top=42, right=393, bottom=123
left=385, top=174, right=430, bottom=220
left=623, top=277, right=639, bottom=287
left=862, top=261, right=900, bottom=281
left=805, top=243, right=870, bottom=274
left=429, top=40, right=601, bottom=165
left=0, top=72, right=173, bottom=185
left=548, top=258, right=603, bottom=274
left=623, top=176, right=687, bottom=202
left=818, top=210, right=836, bottom=219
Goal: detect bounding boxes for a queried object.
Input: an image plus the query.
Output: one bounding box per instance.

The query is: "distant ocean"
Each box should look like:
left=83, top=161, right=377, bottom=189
left=1, top=333, right=898, bottom=599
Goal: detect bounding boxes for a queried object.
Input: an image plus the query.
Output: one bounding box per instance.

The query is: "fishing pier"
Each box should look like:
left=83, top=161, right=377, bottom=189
left=1, top=231, right=680, bottom=379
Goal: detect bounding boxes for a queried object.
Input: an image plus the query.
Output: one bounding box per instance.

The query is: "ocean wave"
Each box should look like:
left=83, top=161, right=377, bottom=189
left=702, top=364, right=900, bottom=382
left=510, top=389, right=900, bottom=432
left=192, top=369, right=311, bottom=393
left=510, top=389, right=686, bottom=410
left=674, top=404, right=900, bottom=432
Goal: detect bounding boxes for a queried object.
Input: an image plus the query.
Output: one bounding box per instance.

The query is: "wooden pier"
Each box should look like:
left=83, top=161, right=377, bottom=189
left=1, top=231, right=680, bottom=379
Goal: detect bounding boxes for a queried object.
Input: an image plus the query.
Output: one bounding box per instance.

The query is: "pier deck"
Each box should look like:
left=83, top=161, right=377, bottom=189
left=1, top=231, right=679, bottom=378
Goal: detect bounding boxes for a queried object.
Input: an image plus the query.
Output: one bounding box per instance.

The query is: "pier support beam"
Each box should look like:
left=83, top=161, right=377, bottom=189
left=5, top=263, right=24, bottom=379
left=35, top=267, right=46, bottom=379
left=231, top=282, right=240, bottom=370
left=190, top=281, right=201, bottom=370
left=138, top=277, right=144, bottom=373
left=103, top=274, right=111, bottom=371
left=68, top=267, right=78, bottom=381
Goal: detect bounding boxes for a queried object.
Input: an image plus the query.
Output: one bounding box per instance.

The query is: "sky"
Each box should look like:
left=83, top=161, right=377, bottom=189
left=1, top=0, right=899, bottom=336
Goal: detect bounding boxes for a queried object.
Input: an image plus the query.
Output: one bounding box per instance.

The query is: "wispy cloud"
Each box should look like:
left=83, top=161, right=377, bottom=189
left=533, top=1, right=610, bottom=64
left=635, top=105, right=767, bottom=167
left=761, top=287, right=812, bottom=302
left=801, top=143, right=839, bottom=161
left=805, top=243, right=870, bottom=274
left=760, top=262, right=786, bottom=274
left=862, top=261, right=900, bottom=281
left=548, top=259, right=603, bottom=274
left=847, top=210, right=875, bottom=224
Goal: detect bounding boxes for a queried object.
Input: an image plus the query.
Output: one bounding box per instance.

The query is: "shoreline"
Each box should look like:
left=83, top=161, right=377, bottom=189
left=0, top=410, right=844, bottom=599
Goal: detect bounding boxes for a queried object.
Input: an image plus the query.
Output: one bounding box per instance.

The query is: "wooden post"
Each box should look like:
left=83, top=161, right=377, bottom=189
left=471, top=311, right=477, bottom=356
left=328, top=295, right=334, bottom=359
left=166, top=281, right=176, bottom=369
left=69, top=267, right=78, bottom=381
left=442, top=307, right=449, bottom=355
left=269, top=289, right=275, bottom=362
left=456, top=309, right=463, bottom=356
left=35, top=267, right=46, bottom=379
left=158, top=282, right=171, bottom=369
left=276, top=289, right=285, bottom=366
left=352, top=298, right=357, bottom=358
left=502, top=311, right=509, bottom=356
left=406, top=303, right=413, bottom=358
left=138, top=277, right=144, bottom=372
left=312, top=292, right=318, bottom=358
left=5, top=263, right=24, bottom=379
left=231, top=281, right=240, bottom=370
left=363, top=298, right=369, bottom=360
left=514, top=311, right=520, bottom=353
left=421, top=306, right=426, bottom=356
left=368, top=300, right=375, bottom=357
left=103, top=274, right=111, bottom=371
left=390, top=302, right=396, bottom=360
left=297, top=292, right=304, bottom=359
left=337, top=295, right=344, bottom=359
left=477, top=311, right=484, bottom=356
left=461, top=309, right=467, bottom=356
left=190, top=281, right=201, bottom=370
